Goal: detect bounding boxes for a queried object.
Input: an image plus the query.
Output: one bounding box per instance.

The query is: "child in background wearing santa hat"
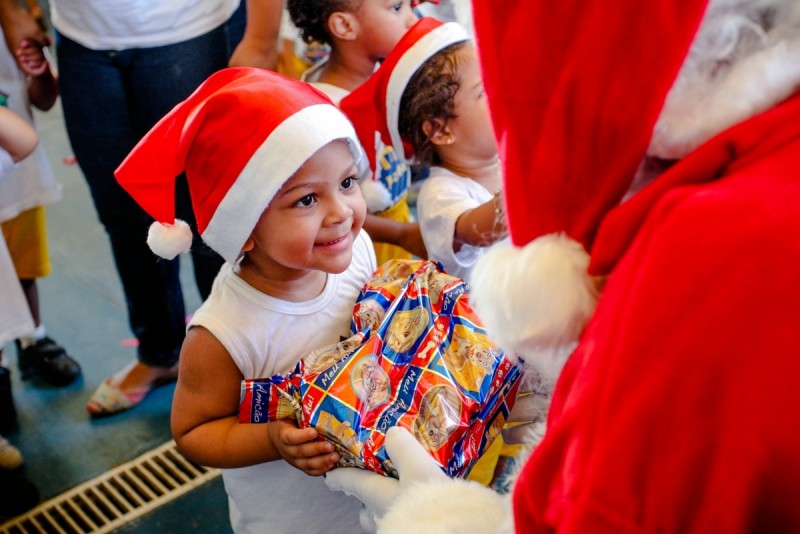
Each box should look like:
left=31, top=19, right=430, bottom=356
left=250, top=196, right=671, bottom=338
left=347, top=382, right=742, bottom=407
left=287, top=0, right=427, bottom=263
left=115, top=68, right=375, bottom=533
left=340, top=17, right=517, bottom=488
left=391, top=22, right=509, bottom=283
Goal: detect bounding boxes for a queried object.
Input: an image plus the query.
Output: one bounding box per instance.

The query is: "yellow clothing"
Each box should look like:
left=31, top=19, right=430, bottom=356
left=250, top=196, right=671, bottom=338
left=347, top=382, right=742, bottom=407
left=466, top=433, right=505, bottom=486
left=277, top=38, right=312, bottom=80
left=499, top=441, right=525, bottom=458
left=1, top=206, right=49, bottom=279
left=372, top=195, right=413, bottom=265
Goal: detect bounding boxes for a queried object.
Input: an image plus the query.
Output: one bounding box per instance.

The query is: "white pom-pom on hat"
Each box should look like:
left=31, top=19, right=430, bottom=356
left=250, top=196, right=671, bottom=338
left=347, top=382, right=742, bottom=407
left=470, top=233, right=598, bottom=361
left=146, top=219, right=193, bottom=260
left=359, top=178, right=394, bottom=213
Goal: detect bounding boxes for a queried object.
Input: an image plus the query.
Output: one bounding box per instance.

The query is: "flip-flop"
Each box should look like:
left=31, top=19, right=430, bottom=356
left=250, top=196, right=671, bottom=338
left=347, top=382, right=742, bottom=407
left=85, top=380, right=141, bottom=416
left=86, top=365, right=178, bottom=417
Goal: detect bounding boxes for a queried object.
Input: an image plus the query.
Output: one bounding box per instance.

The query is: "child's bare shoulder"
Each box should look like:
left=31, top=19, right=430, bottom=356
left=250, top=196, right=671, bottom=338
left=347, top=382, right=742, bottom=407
left=183, top=326, right=232, bottom=363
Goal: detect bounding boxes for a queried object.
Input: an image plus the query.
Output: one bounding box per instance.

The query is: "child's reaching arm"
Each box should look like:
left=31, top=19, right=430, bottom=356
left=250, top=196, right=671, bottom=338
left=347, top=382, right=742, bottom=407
left=15, top=38, right=57, bottom=111
left=453, top=191, right=507, bottom=251
left=0, top=105, right=37, bottom=162
left=363, top=214, right=427, bottom=259
left=228, top=0, right=282, bottom=70
left=171, top=326, right=341, bottom=476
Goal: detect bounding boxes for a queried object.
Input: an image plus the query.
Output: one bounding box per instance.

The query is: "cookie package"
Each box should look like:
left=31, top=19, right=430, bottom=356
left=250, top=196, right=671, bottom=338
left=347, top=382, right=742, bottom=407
left=239, top=259, right=523, bottom=478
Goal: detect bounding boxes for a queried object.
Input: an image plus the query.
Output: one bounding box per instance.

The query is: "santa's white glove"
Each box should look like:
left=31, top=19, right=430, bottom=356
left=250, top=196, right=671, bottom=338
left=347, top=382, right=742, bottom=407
left=325, top=427, right=510, bottom=533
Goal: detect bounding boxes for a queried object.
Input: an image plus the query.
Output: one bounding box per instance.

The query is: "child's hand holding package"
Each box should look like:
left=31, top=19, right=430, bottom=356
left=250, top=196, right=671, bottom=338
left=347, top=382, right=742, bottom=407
left=239, top=259, right=523, bottom=479
left=267, top=421, right=340, bottom=477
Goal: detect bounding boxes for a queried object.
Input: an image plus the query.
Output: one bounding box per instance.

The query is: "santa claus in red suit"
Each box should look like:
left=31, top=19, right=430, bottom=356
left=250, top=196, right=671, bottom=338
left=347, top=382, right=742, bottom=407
left=325, top=0, right=800, bottom=531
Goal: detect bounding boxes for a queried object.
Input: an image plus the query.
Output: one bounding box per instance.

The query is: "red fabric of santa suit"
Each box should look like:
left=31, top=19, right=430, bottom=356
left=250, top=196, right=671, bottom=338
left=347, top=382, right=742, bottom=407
left=471, top=0, right=800, bottom=532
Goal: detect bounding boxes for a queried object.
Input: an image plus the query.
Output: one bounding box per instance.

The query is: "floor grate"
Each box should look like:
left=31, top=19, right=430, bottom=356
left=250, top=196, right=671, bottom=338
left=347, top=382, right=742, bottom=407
left=0, top=441, right=220, bottom=534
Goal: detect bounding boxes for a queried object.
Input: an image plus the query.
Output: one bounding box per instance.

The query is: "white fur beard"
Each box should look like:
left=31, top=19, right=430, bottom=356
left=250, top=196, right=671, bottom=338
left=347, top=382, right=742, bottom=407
left=649, top=0, right=800, bottom=159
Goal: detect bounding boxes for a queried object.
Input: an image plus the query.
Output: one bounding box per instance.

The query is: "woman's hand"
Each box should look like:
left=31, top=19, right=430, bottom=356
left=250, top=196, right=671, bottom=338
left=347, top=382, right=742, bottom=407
left=0, top=1, right=50, bottom=68
left=15, top=38, right=48, bottom=76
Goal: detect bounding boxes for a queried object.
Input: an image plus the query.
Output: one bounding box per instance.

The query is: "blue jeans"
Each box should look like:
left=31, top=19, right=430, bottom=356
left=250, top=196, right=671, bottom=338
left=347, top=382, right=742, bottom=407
left=55, top=4, right=245, bottom=367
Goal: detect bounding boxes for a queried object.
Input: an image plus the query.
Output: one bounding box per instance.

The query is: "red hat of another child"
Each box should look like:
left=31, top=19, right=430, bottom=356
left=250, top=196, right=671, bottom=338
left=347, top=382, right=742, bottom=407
left=340, top=17, right=469, bottom=171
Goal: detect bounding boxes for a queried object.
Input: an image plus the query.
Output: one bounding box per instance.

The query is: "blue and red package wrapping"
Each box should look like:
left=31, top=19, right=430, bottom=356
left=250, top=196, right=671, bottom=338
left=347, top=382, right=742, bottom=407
left=239, top=260, right=523, bottom=479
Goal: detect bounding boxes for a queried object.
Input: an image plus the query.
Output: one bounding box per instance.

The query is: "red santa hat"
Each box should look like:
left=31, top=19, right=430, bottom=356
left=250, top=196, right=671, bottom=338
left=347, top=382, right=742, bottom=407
left=468, top=1, right=711, bottom=362
left=340, top=17, right=469, bottom=170
left=114, top=67, right=360, bottom=265
left=470, top=0, right=800, bottom=362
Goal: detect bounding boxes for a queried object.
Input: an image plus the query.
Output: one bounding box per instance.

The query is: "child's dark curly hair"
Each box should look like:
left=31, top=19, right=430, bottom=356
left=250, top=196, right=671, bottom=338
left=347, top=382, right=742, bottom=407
left=398, top=41, right=468, bottom=168
left=287, top=0, right=356, bottom=45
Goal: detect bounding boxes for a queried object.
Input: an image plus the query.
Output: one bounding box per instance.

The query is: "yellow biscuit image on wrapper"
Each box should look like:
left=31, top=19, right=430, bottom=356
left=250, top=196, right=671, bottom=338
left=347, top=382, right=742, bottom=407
left=441, top=324, right=501, bottom=392
left=371, top=260, right=416, bottom=292
left=386, top=307, right=429, bottom=353
left=305, top=335, right=365, bottom=374
left=317, top=410, right=364, bottom=468
left=350, top=354, right=391, bottom=410
left=414, top=384, right=462, bottom=451
left=425, top=268, right=460, bottom=305
left=355, top=299, right=386, bottom=334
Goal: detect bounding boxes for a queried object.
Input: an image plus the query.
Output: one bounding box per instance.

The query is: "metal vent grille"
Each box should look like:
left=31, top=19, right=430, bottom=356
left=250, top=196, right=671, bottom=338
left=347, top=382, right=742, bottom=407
left=0, top=440, right=220, bottom=534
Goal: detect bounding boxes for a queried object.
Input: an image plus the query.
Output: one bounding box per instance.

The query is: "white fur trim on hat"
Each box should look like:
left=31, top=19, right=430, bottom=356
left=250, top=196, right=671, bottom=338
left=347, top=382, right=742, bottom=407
left=147, top=218, right=193, bottom=260
left=385, top=23, right=469, bottom=161
left=201, top=104, right=359, bottom=264
left=470, top=233, right=598, bottom=362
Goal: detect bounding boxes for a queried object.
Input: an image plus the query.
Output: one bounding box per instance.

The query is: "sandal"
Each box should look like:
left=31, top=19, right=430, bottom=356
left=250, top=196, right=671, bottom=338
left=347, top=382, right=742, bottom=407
left=86, top=362, right=178, bottom=417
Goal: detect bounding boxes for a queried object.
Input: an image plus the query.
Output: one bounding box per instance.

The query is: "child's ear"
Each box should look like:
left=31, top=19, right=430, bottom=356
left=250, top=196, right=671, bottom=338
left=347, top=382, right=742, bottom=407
left=424, top=119, right=454, bottom=146
left=328, top=12, right=358, bottom=41
left=241, top=235, right=255, bottom=254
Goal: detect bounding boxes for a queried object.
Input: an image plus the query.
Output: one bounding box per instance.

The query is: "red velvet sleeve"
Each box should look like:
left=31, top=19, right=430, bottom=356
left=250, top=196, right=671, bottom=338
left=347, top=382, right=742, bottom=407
left=513, top=147, right=800, bottom=531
